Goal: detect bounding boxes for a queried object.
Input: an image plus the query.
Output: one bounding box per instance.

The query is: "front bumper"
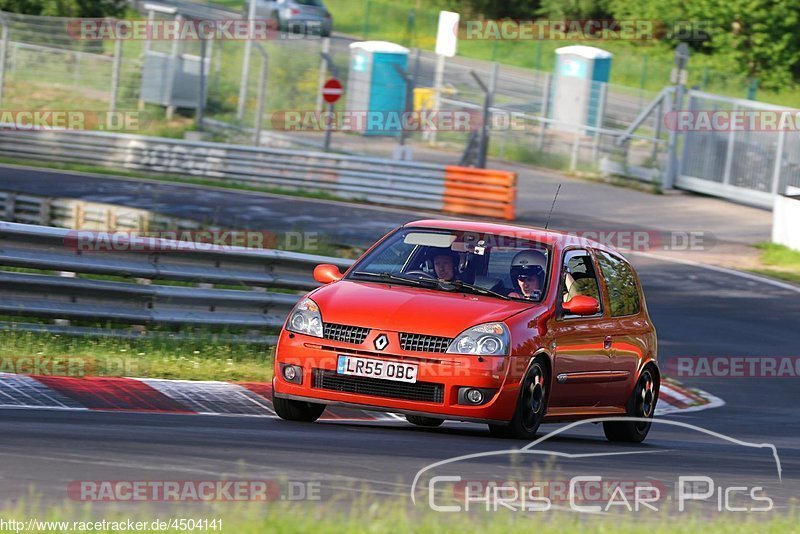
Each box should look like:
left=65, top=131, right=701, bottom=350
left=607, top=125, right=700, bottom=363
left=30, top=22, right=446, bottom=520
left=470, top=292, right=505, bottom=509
left=273, top=331, right=520, bottom=423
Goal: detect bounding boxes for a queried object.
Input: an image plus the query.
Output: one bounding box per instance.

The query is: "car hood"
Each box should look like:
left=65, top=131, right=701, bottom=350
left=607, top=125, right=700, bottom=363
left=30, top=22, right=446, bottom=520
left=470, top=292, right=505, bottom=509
left=309, top=280, right=536, bottom=337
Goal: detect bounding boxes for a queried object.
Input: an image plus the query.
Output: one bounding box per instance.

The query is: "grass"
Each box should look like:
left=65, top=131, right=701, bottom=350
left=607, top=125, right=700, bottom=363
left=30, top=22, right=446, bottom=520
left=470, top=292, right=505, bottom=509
left=0, top=498, right=797, bottom=533
left=0, top=330, right=275, bottom=382
left=324, top=0, right=800, bottom=107
left=751, top=243, right=800, bottom=286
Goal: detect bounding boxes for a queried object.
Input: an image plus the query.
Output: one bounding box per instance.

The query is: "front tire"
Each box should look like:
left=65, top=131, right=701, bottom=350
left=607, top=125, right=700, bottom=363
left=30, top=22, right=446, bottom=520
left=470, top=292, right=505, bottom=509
left=603, top=367, right=658, bottom=443
left=273, top=395, right=326, bottom=422
left=488, top=358, right=548, bottom=439
left=406, top=414, right=444, bottom=427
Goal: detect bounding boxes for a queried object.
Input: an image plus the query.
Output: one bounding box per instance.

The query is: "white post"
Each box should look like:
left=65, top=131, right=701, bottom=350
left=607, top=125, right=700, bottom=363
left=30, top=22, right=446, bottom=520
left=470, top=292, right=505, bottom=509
left=316, top=37, right=330, bottom=113
left=109, top=38, right=122, bottom=112
left=0, top=21, right=7, bottom=108
left=429, top=53, right=445, bottom=145
left=771, top=129, right=786, bottom=196
left=721, top=104, right=737, bottom=186
left=237, top=0, right=258, bottom=120
left=570, top=131, right=580, bottom=172
left=139, top=9, right=155, bottom=110
left=591, top=81, right=606, bottom=163
left=537, top=72, right=551, bottom=151
left=165, top=14, right=183, bottom=120
left=253, top=46, right=268, bottom=146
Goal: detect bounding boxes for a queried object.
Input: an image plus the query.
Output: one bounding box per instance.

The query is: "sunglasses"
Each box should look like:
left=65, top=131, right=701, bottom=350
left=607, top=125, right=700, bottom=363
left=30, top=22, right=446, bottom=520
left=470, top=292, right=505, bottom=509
left=516, top=274, right=535, bottom=281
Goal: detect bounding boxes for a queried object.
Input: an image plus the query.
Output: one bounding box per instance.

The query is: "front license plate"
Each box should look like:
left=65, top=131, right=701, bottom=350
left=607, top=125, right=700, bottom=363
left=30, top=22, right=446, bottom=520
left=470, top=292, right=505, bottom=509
left=336, top=355, right=418, bottom=383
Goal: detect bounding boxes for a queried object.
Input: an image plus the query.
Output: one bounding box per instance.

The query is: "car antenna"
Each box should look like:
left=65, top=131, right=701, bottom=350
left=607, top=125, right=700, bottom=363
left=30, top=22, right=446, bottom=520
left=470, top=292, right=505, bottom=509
left=544, top=184, right=561, bottom=230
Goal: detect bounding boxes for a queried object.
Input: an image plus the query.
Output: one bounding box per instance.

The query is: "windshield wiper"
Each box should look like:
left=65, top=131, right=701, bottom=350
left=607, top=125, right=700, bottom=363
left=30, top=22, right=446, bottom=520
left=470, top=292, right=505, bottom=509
left=443, top=280, right=512, bottom=301
left=351, top=271, right=439, bottom=288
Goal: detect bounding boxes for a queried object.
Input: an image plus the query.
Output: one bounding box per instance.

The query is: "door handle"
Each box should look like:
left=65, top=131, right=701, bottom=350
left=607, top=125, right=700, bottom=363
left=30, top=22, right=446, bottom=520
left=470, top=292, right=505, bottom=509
left=604, top=336, right=613, bottom=350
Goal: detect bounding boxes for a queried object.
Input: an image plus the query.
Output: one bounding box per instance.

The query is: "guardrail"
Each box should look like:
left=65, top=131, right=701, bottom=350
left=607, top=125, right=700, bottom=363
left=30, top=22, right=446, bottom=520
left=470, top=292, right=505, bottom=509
left=0, top=221, right=354, bottom=342
left=0, top=128, right=517, bottom=220
left=0, top=191, right=199, bottom=231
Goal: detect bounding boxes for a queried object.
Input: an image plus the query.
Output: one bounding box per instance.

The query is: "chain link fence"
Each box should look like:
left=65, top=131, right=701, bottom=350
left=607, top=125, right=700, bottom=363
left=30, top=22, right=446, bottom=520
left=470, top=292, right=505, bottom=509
left=2, top=5, right=797, bottom=208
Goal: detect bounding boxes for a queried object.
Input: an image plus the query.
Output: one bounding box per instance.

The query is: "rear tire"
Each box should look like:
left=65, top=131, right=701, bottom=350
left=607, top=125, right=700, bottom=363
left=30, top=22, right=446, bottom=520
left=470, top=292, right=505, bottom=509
left=273, top=395, right=326, bottom=422
left=406, top=414, right=444, bottom=427
left=488, top=358, right=548, bottom=439
left=603, top=367, right=658, bottom=443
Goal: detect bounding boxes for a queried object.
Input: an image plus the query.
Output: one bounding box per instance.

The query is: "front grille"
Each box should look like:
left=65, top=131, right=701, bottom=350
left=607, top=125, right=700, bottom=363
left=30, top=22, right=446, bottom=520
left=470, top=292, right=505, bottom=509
left=323, top=323, right=370, bottom=344
left=399, top=332, right=452, bottom=353
left=312, top=369, right=444, bottom=403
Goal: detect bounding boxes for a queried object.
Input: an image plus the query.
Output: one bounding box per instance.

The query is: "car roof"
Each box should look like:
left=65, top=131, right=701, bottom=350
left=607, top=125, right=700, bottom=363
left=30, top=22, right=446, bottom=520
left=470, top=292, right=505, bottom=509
left=403, top=219, right=630, bottom=260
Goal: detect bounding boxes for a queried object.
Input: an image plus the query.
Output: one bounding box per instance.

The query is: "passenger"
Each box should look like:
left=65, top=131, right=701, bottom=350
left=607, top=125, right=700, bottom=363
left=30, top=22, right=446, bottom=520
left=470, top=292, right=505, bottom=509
left=432, top=251, right=460, bottom=282
left=508, top=250, right=547, bottom=299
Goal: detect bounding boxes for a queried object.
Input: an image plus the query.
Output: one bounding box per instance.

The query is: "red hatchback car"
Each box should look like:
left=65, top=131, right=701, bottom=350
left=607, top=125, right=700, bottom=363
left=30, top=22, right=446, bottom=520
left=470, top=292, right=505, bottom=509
left=272, top=220, right=659, bottom=441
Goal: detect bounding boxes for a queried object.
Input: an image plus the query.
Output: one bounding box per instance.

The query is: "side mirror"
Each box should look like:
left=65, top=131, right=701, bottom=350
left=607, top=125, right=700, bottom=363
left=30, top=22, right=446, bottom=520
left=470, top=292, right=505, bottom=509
left=313, top=264, right=343, bottom=284
left=563, top=295, right=600, bottom=316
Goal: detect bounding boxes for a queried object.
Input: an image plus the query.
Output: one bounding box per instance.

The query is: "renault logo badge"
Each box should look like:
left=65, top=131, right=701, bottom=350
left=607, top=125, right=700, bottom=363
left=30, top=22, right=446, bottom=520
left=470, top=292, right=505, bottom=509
left=374, top=334, right=389, bottom=351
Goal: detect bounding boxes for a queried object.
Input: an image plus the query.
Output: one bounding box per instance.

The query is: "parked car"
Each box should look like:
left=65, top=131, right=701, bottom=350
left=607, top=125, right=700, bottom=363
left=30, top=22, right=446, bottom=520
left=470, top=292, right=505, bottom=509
left=272, top=220, right=659, bottom=441
left=255, top=0, right=332, bottom=37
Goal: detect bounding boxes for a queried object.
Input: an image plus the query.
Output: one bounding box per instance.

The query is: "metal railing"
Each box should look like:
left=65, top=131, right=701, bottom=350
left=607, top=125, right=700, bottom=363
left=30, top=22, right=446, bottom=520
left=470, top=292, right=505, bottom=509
left=0, top=221, right=354, bottom=342
left=0, top=191, right=201, bottom=231
left=0, top=127, right=517, bottom=219
left=678, top=90, right=800, bottom=209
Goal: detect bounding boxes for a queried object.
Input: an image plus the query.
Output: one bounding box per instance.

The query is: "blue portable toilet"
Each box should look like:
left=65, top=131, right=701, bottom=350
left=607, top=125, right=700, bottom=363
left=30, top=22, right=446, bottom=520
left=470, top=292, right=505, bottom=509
left=346, top=41, right=409, bottom=137
left=549, top=45, right=612, bottom=134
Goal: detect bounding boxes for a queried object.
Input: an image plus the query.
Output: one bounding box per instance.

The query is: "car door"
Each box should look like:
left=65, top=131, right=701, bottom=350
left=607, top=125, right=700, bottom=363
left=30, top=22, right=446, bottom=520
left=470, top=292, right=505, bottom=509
left=547, top=248, right=620, bottom=409
left=594, top=250, right=650, bottom=402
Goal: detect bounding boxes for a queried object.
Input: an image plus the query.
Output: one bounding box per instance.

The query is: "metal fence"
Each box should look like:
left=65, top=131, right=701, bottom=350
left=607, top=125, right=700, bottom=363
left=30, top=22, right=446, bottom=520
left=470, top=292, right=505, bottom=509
left=2, top=6, right=795, bottom=209
left=0, top=10, right=135, bottom=112
left=0, top=221, right=353, bottom=341
left=678, top=90, right=800, bottom=208
left=0, top=191, right=201, bottom=231
left=0, top=128, right=517, bottom=219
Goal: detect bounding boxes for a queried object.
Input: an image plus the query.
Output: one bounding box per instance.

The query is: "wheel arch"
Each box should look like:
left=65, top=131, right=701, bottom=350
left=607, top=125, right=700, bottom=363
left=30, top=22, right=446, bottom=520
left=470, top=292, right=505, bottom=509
left=524, top=349, right=554, bottom=405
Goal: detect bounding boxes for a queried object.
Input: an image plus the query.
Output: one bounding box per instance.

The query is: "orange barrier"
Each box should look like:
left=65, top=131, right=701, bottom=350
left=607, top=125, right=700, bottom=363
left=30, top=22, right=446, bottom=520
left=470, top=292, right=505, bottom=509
left=443, top=166, right=517, bottom=220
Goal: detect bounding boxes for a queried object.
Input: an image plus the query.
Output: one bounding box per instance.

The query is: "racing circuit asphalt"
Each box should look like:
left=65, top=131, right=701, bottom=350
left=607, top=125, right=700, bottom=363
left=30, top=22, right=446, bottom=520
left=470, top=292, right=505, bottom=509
left=0, top=165, right=798, bottom=516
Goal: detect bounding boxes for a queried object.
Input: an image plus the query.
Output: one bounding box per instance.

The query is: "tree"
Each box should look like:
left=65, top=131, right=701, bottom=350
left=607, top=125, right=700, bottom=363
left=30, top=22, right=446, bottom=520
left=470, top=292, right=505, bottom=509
left=607, top=0, right=800, bottom=90
left=440, top=0, right=542, bottom=20
left=0, top=0, right=125, bottom=17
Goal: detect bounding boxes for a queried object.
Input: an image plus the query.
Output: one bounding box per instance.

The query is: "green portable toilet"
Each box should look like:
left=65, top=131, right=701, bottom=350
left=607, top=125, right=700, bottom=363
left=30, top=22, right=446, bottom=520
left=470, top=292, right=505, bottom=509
left=550, top=45, right=612, bottom=134
left=346, top=41, right=409, bottom=137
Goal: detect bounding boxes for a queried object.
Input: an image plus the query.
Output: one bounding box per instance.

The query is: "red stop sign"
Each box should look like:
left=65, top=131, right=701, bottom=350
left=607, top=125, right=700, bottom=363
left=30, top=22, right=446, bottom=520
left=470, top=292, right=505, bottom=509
left=322, top=78, right=343, bottom=104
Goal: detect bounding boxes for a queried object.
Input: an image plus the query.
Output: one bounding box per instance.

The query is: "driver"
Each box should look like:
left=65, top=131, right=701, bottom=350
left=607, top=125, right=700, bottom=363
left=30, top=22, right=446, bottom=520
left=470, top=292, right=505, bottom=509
left=432, top=251, right=460, bottom=282
left=508, top=250, right=546, bottom=299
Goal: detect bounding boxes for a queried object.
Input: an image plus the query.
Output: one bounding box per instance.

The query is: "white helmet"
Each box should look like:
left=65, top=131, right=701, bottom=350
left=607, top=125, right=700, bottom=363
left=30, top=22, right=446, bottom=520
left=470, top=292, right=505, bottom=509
left=510, top=250, right=547, bottom=283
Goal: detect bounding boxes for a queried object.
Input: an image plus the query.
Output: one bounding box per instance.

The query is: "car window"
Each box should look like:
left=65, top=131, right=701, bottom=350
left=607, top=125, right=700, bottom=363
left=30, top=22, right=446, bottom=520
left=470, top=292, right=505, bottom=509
left=561, top=249, right=602, bottom=309
left=596, top=251, right=641, bottom=317
left=361, top=239, right=417, bottom=275
left=347, top=228, right=551, bottom=301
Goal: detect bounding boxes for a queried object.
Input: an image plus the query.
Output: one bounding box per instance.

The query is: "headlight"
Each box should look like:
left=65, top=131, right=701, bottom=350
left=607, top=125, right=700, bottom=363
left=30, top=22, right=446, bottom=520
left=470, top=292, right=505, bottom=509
left=286, top=298, right=323, bottom=338
left=447, top=322, right=510, bottom=356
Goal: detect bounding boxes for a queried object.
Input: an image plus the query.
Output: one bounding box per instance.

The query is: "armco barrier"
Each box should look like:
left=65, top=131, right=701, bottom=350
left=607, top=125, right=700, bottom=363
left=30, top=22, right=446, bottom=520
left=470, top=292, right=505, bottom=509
left=0, top=191, right=199, bottom=231
left=0, top=221, right=354, bottom=341
left=0, top=128, right=517, bottom=220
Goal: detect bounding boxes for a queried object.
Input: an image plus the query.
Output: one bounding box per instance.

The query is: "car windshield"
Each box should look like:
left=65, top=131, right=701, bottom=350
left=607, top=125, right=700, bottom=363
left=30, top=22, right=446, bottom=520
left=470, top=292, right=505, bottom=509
left=347, top=228, right=551, bottom=302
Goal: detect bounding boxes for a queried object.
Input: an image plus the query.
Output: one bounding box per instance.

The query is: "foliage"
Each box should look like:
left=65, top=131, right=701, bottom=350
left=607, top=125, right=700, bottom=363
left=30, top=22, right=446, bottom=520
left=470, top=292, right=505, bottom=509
left=539, top=0, right=800, bottom=91
left=0, top=0, right=126, bottom=17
